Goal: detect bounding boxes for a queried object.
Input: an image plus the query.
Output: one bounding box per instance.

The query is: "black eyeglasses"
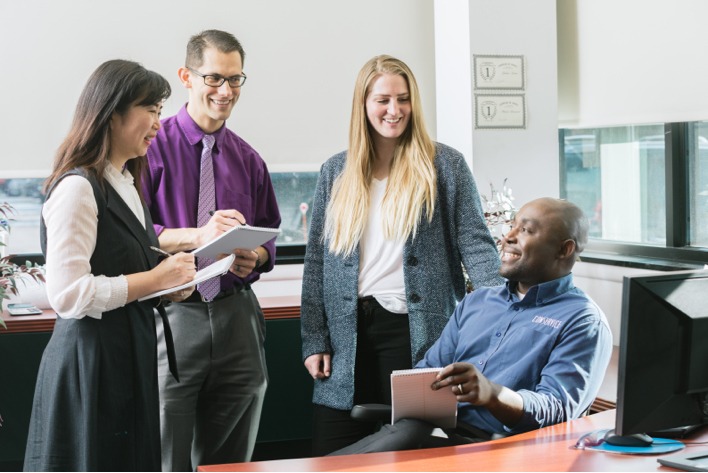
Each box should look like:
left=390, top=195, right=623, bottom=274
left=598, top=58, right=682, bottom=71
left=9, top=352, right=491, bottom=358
left=187, top=67, right=247, bottom=88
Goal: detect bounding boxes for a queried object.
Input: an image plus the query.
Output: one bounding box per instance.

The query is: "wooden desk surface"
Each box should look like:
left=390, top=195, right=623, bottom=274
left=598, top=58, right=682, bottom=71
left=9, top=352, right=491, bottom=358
left=198, top=410, right=708, bottom=472
left=1, top=303, right=300, bottom=335
left=1, top=308, right=57, bottom=334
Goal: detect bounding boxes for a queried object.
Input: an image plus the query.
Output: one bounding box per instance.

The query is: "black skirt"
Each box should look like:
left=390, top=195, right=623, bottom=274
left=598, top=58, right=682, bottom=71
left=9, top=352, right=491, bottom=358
left=23, top=302, right=161, bottom=472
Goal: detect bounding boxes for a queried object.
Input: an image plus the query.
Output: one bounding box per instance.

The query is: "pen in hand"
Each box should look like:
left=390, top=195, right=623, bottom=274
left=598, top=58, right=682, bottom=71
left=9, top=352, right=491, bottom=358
left=208, top=210, right=245, bottom=225
left=150, top=246, right=173, bottom=257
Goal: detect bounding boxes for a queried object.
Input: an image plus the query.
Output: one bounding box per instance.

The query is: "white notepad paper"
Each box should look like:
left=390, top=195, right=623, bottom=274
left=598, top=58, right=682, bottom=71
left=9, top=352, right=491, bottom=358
left=193, top=225, right=281, bottom=260
left=390, top=368, right=457, bottom=429
left=138, top=254, right=235, bottom=301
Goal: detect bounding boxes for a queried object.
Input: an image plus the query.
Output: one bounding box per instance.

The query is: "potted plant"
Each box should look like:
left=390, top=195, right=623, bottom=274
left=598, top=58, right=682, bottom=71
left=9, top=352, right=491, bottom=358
left=0, top=203, right=45, bottom=329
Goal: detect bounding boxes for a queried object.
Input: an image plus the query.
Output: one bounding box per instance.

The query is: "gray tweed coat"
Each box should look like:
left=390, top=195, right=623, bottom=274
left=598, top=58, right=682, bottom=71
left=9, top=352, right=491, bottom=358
left=301, top=143, right=503, bottom=410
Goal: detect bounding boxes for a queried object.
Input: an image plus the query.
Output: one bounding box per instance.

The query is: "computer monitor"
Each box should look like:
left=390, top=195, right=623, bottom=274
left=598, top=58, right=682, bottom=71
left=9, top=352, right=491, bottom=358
left=615, top=269, right=708, bottom=437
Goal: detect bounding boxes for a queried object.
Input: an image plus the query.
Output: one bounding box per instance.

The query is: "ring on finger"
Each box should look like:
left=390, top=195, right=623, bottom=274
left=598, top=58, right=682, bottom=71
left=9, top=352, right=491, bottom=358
left=235, top=265, right=241, bottom=272
left=457, top=383, right=464, bottom=394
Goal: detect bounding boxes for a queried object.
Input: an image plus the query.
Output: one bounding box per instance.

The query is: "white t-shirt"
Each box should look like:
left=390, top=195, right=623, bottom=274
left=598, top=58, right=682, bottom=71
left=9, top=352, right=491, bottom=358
left=42, top=165, right=141, bottom=319
left=357, top=178, right=407, bottom=314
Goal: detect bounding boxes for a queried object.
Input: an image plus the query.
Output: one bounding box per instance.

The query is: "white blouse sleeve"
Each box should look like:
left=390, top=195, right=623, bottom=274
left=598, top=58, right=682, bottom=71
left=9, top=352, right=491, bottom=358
left=43, top=175, right=128, bottom=319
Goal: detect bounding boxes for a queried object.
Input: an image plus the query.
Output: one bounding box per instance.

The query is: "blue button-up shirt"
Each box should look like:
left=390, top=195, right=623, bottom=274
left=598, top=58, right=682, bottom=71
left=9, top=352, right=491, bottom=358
left=417, top=273, right=613, bottom=435
left=143, top=105, right=281, bottom=289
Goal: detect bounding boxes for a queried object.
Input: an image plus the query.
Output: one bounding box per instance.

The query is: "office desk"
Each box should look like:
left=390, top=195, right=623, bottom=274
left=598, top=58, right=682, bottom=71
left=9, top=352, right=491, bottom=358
left=198, top=409, right=708, bottom=472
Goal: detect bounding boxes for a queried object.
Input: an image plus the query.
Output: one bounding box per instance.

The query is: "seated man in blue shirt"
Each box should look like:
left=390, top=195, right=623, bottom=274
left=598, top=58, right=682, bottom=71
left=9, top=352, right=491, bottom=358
left=331, top=197, right=613, bottom=455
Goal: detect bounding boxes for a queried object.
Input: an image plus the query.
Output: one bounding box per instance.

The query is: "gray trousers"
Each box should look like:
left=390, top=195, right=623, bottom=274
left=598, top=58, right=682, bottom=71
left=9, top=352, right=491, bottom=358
left=155, top=288, right=268, bottom=471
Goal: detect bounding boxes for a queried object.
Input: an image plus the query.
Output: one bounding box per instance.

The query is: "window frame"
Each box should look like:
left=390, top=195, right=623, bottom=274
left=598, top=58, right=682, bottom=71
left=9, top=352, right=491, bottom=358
left=560, top=123, right=708, bottom=270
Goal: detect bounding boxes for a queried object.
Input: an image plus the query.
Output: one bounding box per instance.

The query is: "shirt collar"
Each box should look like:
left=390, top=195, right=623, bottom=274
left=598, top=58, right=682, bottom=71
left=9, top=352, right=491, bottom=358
left=175, top=104, right=227, bottom=150
left=504, top=273, right=575, bottom=306
left=105, top=163, right=134, bottom=185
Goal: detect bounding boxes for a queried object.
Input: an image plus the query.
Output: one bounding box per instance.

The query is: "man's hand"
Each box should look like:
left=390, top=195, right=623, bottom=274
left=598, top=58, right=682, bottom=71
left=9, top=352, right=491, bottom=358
left=157, top=209, right=246, bottom=253
left=304, top=353, right=331, bottom=379
left=225, top=246, right=268, bottom=278
left=432, top=362, right=524, bottom=427
left=196, top=209, right=246, bottom=247
left=431, top=362, right=498, bottom=405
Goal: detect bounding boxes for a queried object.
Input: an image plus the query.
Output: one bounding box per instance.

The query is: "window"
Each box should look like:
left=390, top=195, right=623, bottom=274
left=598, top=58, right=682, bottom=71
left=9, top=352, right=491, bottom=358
left=0, top=173, right=319, bottom=262
left=560, top=123, right=708, bottom=267
left=0, top=178, right=44, bottom=256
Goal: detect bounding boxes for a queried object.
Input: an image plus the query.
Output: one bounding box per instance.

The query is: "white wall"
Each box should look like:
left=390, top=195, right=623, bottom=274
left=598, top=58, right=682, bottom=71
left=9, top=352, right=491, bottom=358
left=434, top=0, right=560, bottom=206
left=433, top=0, right=473, bottom=168
left=0, top=0, right=435, bottom=175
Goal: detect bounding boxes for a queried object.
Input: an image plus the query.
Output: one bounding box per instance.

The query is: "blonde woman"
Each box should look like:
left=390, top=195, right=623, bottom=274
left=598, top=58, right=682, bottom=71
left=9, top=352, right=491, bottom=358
left=301, top=55, right=503, bottom=455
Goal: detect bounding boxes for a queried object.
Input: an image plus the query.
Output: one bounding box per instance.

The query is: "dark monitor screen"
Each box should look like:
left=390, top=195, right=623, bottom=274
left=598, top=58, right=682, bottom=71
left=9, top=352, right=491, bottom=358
left=615, top=269, right=708, bottom=436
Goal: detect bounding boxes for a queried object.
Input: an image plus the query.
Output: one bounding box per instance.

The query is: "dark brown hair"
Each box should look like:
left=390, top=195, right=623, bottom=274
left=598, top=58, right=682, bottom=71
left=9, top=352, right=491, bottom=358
left=44, top=59, right=171, bottom=196
left=185, top=29, right=246, bottom=68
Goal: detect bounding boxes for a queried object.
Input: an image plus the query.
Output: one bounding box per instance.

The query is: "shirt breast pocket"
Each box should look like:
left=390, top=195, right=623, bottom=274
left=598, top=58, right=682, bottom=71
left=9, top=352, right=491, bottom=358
left=218, top=189, right=253, bottom=219
left=495, top=325, right=556, bottom=372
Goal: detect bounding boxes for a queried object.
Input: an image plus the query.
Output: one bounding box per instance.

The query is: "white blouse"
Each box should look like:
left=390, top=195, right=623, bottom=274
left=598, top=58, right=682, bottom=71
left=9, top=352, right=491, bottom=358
left=357, top=178, right=407, bottom=314
left=43, top=166, right=143, bottom=319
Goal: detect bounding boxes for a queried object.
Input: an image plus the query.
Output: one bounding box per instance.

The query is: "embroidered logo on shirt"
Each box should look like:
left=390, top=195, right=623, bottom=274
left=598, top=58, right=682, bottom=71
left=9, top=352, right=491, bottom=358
left=532, top=315, right=562, bottom=329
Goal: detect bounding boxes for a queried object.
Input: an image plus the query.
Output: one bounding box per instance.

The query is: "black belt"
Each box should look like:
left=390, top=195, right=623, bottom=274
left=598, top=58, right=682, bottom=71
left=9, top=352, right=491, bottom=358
left=182, top=285, right=248, bottom=303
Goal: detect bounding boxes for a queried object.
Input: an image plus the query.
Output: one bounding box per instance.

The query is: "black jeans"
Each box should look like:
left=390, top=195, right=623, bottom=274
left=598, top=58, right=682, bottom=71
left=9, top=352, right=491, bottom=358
left=311, top=297, right=412, bottom=456
left=327, top=418, right=488, bottom=456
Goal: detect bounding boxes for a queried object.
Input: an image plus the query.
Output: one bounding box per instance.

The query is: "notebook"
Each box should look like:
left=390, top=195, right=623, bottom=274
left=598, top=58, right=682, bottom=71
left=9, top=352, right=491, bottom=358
left=138, top=254, right=235, bottom=301
left=193, top=225, right=281, bottom=260
left=390, top=368, right=457, bottom=429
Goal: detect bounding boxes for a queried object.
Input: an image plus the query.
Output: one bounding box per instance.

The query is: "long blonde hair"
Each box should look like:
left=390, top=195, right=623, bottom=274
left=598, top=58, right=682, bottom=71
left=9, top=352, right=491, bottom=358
left=325, top=55, right=437, bottom=256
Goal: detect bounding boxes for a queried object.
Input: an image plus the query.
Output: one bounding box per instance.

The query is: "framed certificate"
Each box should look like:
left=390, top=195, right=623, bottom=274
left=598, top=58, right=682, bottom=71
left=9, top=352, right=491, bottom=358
left=473, top=55, right=525, bottom=90
left=475, top=94, right=526, bottom=129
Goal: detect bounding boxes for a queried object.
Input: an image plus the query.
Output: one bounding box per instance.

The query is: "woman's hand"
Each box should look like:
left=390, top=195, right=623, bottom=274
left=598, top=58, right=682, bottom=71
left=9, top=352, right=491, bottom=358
left=154, top=252, right=196, bottom=289
left=305, top=353, right=331, bottom=379
left=127, top=252, right=196, bottom=303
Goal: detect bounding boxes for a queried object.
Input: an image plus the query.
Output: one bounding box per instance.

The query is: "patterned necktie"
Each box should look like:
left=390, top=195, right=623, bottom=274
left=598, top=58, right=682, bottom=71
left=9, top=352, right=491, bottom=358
left=196, top=134, right=221, bottom=301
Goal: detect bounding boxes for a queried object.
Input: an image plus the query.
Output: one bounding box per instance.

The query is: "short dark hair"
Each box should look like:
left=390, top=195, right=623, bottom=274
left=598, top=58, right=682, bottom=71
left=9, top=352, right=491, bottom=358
left=185, top=29, right=246, bottom=68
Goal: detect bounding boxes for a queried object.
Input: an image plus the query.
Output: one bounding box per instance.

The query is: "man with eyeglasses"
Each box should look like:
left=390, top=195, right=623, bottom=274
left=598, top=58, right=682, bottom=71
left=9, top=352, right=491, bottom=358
left=142, top=29, right=281, bottom=471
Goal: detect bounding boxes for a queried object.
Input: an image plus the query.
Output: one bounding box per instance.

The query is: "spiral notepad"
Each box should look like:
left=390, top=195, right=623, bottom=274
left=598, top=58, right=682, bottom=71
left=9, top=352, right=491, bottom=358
left=193, top=225, right=281, bottom=259
left=390, top=368, right=457, bottom=429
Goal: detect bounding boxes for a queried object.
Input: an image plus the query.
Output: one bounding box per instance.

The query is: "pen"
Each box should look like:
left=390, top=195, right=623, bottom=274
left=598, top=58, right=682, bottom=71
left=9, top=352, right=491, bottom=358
left=208, top=210, right=245, bottom=225
left=149, top=246, right=173, bottom=257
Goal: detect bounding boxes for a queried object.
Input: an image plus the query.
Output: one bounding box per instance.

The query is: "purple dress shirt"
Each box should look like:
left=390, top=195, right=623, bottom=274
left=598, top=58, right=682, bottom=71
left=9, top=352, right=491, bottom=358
left=143, top=104, right=281, bottom=289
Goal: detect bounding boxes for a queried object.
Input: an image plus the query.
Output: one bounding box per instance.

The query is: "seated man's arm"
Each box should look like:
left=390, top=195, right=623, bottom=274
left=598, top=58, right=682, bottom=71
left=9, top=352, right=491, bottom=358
left=509, top=313, right=613, bottom=433
left=428, top=309, right=612, bottom=434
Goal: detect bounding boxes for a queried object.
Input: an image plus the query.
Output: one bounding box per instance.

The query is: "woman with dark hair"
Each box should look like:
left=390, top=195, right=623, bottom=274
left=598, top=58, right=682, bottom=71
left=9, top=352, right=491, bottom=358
left=24, top=60, right=196, bottom=472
